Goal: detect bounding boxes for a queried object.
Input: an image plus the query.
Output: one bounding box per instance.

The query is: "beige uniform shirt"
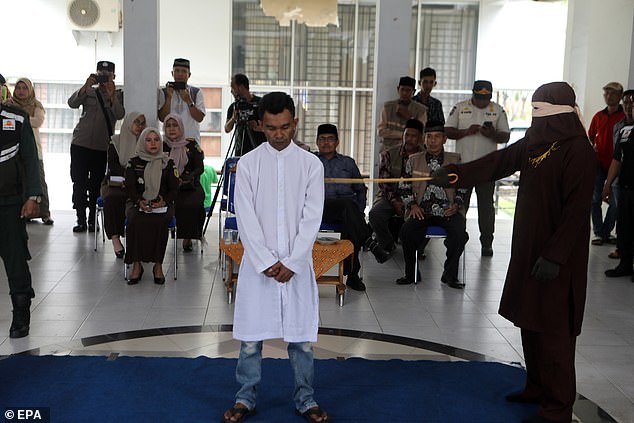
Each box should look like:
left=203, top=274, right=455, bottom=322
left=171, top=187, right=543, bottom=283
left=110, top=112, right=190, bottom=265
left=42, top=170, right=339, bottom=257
left=377, top=99, right=427, bottom=151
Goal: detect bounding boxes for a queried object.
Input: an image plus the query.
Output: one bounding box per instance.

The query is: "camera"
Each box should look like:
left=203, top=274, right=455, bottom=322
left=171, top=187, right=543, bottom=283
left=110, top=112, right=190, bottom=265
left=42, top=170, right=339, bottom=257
left=168, top=81, right=187, bottom=90
left=92, top=74, right=109, bottom=83
left=234, top=96, right=258, bottom=123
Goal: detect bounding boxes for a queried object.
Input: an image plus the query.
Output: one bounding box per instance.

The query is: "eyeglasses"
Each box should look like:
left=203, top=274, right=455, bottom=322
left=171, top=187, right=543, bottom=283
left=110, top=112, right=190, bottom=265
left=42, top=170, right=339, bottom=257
left=317, top=136, right=338, bottom=143
left=133, top=119, right=146, bottom=126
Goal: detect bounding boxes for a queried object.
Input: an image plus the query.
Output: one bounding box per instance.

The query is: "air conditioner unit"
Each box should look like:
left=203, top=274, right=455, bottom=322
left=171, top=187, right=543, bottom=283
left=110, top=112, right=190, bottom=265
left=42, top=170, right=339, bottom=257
left=67, top=0, right=120, bottom=32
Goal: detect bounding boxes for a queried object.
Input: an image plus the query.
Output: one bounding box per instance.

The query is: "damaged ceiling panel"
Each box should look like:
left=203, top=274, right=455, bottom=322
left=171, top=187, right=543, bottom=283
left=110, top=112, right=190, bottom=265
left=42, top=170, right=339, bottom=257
left=260, top=0, right=338, bottom=27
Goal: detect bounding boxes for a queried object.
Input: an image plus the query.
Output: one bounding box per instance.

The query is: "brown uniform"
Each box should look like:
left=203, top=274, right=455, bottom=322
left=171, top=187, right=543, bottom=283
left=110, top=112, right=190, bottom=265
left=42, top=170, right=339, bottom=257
left=448, top=85, right=595, bottom=422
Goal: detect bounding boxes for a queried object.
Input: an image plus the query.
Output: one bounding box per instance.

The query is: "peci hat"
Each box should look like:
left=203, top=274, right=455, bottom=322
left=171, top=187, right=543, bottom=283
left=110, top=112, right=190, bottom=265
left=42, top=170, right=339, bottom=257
left=97, top=61, right=115, bottom=73
left=398, top=76, right=416, bottom=88
left=473, top=80, right=493, bottom=97
left=173, top=58, right=191, bottom=69
left=424, top=121, right=445, bottom=134
left=603, top=82, right=624, bottom=93
left=404, top=119, right=424, bottom=134
left=317, top=123, right=338, bottom=139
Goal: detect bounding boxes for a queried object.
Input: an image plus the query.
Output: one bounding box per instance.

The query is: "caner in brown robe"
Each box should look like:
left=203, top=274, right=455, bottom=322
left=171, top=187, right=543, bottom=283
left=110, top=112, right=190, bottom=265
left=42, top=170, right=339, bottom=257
left=444, top=82, right=596, bottom=423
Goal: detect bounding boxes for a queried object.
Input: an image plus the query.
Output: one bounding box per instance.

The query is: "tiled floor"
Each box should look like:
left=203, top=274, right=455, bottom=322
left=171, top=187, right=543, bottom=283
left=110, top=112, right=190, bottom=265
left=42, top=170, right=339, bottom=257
left=1, top=206, right=633, bottom=422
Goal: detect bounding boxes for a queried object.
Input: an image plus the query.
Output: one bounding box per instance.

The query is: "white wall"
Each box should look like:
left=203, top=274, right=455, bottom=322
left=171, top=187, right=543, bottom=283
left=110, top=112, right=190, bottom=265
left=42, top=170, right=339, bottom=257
left=564, top=0, right=634, bottom=124
left=0, top=0, right=232, bottom=85
left=476, top=0, right=568, bottom=90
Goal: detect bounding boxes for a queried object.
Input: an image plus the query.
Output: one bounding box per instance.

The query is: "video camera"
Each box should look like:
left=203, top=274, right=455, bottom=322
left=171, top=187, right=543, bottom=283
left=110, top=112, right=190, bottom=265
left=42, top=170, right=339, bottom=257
left=234, top=96, right=258, bottom=124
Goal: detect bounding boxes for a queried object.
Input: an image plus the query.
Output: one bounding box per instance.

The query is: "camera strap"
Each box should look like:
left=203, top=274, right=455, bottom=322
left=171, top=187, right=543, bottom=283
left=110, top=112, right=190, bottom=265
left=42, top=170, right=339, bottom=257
left=95, top=89, right=114, bottom=139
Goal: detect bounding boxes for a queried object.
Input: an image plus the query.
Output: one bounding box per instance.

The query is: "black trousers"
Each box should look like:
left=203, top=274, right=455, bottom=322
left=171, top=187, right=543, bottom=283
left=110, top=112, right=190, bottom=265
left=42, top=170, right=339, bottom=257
left=400, top=214, right=467, bottom=281
left=368, top=197, right=399, bottom=250
left=616, top=187, right=634, bottom=264
left=521, top=329, right=577, bottom=423
left=322, top=198, right=370, bottom=276
left=463, top=182, right=495, bottom=248
left=0, top=204, right=34, bottom=298
left=70, top=144, right=107, bottom=224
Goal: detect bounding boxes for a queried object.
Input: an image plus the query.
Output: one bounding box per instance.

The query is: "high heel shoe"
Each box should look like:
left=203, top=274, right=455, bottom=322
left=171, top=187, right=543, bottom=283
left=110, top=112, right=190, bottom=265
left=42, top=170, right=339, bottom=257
left=153, top=267, right=165, bottom=285
left=127, top=266, right=144, bottom=285
left=114, top=248, right=125, bottom=259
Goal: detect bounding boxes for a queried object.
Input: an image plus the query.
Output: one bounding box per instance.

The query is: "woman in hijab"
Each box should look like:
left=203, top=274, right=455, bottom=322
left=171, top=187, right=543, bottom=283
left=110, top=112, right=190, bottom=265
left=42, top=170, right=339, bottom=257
left=435, top=82, right=595, bottom=423
left=124, top=128, right=179, bottom=285
left=101, top=112, right=146, bottom=258
left=163, top=113, right=205, bottom=252
left=8, top=78, right=53, bottom=225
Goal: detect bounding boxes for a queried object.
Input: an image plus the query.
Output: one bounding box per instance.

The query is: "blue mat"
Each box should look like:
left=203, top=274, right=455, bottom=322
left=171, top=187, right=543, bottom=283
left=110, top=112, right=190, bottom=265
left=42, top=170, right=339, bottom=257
left=0, top=355, right=537, bottom=422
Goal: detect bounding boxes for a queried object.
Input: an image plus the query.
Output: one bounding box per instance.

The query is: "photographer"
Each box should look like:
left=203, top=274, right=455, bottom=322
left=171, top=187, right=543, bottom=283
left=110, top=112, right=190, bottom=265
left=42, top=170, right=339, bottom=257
left=224, top=73, right=266, bottom=155
left=158, top=58, right=206, bottom=141
left=68, top=61, right=124, bottom=233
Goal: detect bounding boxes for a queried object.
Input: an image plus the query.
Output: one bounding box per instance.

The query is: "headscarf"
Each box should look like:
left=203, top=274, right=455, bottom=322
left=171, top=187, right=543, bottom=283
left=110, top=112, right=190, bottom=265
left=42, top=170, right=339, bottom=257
left=10, top=78, right=44, bottom=117
left=135, top=127, right=169, bottom=201
left=112, top=112, right=143, bottom=168
left=163, top=113, right=189, bottom=174
left=524, top=82, right=588, bottom=151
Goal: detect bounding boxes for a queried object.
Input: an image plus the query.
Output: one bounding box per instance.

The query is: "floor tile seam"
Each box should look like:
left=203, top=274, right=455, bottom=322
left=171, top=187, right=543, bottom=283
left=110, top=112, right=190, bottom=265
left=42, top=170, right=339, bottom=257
left=203, top=263, right=223, bottom=324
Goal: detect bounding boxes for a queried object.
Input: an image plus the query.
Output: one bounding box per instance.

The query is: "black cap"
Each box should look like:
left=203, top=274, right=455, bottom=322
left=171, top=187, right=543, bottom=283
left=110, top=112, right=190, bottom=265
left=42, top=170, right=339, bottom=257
left=317, top=124, right=338, bottom=139
left=404, top=119, right=424, bottom=134
left=398, top=76, right=416, bottom=88
left=173, top=58, right=190, bottom=69
left=424, top=121, right=445, bottom=133
left=97, top=61, right=115, bottom=72
left=472, top=80, right=493, bottom=96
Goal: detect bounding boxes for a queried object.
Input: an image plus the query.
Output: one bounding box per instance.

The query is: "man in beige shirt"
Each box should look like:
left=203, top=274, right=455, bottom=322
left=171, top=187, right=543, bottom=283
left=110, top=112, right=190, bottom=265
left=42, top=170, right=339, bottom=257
left=377, top=76, right=427, bottom=152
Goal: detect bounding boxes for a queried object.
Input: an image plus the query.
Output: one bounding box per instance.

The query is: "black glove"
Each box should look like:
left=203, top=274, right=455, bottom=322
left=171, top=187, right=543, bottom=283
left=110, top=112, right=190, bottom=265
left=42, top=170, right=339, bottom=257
left=530, top=256, right=560, bottom=281
left=430, top=167, right=452, bottom=188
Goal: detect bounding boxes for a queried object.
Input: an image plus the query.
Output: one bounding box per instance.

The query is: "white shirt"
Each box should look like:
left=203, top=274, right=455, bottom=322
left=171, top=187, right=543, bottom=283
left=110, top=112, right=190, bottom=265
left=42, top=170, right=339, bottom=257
left=233, top=142, right=325, bottom=343
left=445, top=99, right=510, bottom=162
left=157, top=85, right=206, bottom=141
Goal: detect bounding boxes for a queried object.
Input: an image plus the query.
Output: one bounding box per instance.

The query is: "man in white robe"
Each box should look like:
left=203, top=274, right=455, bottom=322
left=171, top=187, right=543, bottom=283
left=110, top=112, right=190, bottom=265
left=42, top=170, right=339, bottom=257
left=223, top=92, right=330, bottom=423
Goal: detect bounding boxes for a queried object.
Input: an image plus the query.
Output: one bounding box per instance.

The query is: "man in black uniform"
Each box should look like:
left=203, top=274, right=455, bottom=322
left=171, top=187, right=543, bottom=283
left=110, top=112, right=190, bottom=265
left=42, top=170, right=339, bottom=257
left=224, top=74, right=266, bottom=156
left=603, top=89, right=634, bottom=278
left=0, top=99, right=42, bottom=338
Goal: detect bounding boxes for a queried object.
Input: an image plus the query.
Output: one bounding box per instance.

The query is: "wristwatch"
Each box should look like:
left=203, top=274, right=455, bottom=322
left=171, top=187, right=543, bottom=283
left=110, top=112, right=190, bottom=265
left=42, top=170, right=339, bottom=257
left=28, top=196, right=42, bottom=204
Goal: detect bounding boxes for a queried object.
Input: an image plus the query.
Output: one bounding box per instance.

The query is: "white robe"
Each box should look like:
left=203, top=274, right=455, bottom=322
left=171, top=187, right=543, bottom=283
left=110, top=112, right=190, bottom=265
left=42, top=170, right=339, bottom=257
left=233, top=142, right=325, bottom=343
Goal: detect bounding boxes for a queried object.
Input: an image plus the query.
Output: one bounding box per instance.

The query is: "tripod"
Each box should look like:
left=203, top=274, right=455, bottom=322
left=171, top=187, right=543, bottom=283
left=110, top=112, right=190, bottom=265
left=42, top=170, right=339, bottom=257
left=201, top=119, right=257, bottom=236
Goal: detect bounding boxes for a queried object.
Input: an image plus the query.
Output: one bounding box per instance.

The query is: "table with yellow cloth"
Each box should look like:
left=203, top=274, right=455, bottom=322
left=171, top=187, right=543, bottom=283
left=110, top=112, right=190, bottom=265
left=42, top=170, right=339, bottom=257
left=219, top=239, right=354, bottom=306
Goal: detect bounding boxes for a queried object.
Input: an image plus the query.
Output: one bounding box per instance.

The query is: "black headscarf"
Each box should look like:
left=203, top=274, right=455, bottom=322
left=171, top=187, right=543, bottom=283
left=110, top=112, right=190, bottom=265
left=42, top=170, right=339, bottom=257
left=524, top=82, right=588, bottom=151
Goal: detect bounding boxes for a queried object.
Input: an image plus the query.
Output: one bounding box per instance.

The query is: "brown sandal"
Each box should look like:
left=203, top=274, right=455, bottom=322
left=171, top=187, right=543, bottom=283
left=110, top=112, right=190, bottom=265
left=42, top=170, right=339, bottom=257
left=221, top=404, right=255, bottom=423
left=296, top=406, right=331, bottom=422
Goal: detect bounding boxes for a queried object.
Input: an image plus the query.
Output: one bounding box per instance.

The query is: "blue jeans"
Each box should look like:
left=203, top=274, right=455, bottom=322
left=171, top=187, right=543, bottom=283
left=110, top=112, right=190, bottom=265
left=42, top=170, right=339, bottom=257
left=235, top=341, right=318, bottom=413
left=592, top=165, right=617, bottom=238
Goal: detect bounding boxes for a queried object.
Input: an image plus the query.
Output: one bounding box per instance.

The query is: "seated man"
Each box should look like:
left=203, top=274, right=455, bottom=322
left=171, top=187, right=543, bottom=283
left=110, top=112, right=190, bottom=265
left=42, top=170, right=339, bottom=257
left=397, top=122, right=469, bottom=289
left=316, top=124, right=381, bottom=291
left=368, top=119, right=425, bottom=262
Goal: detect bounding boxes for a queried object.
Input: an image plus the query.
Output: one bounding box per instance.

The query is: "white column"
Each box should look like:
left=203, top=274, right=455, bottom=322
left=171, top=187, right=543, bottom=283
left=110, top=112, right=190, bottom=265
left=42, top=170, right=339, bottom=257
left=123, top=0, right=160, bottom=127
left=563, top=0, right=634, bottom=124
left=371, top=0, right=412, bottom=184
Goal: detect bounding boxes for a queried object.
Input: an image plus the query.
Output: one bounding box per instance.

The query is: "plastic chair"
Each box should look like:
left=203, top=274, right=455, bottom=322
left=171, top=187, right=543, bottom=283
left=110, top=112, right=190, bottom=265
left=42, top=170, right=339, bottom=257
left=414, top=225, right=466, bottom=285
left=124, top=215, right=178, bottom=281
left=94, top=196, right=105, bottom=251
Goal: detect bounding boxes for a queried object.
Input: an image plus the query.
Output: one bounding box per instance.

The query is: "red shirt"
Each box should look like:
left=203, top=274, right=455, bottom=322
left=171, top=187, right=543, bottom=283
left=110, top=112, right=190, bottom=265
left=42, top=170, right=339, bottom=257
left=588, top=106, right=625, bottom=169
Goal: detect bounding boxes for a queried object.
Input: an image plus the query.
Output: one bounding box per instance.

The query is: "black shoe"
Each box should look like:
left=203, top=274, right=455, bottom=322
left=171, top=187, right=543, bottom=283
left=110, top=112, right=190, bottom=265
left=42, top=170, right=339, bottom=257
left=346, top=274, right=366, bottom=291
left=505, top=391, right=540, bottom=404
left=127, top=267, right=144, bottom=285
left=481, top=247, right=493, bottom=257
left=395, top=276, right=413, bottom=285
left=88, top=223, right=99, bottom=233
left=114, top=248, right=125, bottom=259
left=73, top=223, right=87, bottom=233
left=365, top=239, right=389, bottom=263
left=42, top=217, right=54, bottom=225
left=183, top=240, right=193, bottom=252
left=9, top=295, right=31, bottom=339
left=605, top=266, right=633, bottom=277
left=154, top=276, right=166, bottom=285
left=441, top=272, right=465, bottom=289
